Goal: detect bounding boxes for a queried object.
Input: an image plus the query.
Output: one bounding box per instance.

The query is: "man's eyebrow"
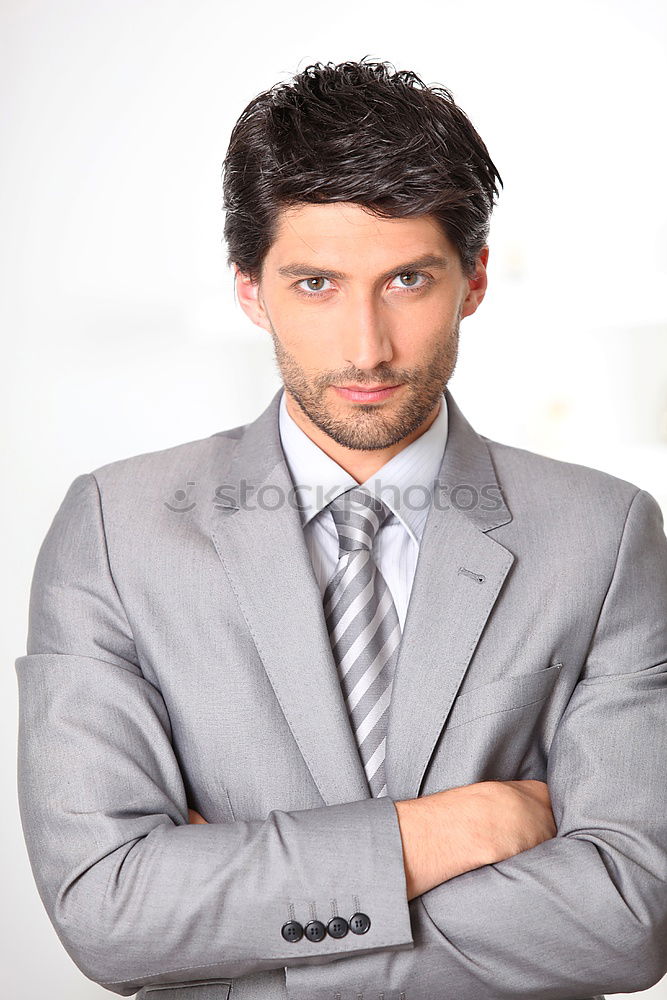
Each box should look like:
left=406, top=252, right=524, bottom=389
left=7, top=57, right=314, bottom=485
left=276, top=253, right=450, bottom=282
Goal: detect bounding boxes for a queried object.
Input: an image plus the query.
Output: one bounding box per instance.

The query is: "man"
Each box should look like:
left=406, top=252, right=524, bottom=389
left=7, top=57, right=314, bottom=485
left=15, top=58, right=667, bottom=1000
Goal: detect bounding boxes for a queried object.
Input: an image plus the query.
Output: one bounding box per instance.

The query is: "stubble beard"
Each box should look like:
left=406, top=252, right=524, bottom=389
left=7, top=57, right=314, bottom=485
left=269, top=317, right=461, bottom=452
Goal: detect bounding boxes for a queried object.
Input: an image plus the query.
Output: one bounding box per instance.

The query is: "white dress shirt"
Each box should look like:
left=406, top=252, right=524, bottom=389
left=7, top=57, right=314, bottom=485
left=277, top=387, right=449, bottom=631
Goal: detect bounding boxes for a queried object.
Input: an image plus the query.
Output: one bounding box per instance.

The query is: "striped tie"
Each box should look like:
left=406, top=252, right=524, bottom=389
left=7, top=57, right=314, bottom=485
left=323, top=486, right=402, bottom=798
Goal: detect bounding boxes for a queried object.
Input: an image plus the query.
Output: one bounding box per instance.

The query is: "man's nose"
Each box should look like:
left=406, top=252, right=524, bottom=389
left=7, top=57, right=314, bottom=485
left=339, top=294, right=394, bottom=371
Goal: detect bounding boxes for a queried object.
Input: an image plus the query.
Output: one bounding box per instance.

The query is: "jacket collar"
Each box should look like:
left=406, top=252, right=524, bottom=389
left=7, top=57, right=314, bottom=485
left=216, top=384, right=510, bottom=533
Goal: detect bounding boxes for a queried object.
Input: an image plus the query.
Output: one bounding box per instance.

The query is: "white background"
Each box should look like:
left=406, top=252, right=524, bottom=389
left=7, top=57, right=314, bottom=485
left=2, top=0, right=666, bottom=996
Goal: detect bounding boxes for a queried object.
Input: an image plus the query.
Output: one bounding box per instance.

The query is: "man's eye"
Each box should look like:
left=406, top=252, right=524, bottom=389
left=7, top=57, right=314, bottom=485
left=297, top=276, right=332, bottom=293
left=391, top=271, right=427, bottom=290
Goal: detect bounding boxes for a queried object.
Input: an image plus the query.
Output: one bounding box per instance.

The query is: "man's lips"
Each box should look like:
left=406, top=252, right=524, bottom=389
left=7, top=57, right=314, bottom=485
left=332, top=384, right=403, bottom=402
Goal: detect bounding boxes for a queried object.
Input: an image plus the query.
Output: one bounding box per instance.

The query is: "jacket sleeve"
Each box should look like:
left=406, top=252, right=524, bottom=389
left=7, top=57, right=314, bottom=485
left=283, top=487, right=667, bottom=1000
left=15, top=472, right=414, bottom=996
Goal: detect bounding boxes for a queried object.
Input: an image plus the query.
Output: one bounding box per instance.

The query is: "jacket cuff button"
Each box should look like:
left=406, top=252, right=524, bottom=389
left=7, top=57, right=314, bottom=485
left=327, top=915, right=349, bottom=938
left=281, top=920, right=303, bottom=942
left=349, top=911, right=371, bottom=934
left=304, top=919, right=326, bottom=942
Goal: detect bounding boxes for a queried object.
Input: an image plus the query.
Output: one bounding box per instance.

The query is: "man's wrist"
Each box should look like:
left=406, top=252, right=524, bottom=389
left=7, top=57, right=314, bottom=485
left=394, top=783, right=495, bottom=899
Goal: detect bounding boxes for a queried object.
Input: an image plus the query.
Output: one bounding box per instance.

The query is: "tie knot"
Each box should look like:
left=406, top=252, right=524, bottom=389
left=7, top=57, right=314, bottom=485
left=327, top=487, right=392, bottom=554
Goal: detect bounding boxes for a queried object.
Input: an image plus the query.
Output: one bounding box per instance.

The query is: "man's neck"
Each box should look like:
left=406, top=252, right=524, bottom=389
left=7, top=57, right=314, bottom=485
left=284, top=391, right=442, bottom=483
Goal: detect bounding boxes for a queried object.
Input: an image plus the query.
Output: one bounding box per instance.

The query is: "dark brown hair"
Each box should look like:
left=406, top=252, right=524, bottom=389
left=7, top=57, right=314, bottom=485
left=222, top=57, right=503, bottom=281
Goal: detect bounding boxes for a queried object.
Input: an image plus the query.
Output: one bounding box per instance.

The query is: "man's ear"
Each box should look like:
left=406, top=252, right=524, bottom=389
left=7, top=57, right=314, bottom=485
left=460, top=246, right=489, bottom=320
left=233, top=265, right=272, bottom=334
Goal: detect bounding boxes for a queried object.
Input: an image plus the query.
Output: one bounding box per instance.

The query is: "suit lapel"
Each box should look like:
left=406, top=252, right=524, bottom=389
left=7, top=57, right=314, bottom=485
left=210, top=388, right=372, bottom=806
left=384, top=389, right=514, bottom=799
left=209, top=387, right=514, bottom=808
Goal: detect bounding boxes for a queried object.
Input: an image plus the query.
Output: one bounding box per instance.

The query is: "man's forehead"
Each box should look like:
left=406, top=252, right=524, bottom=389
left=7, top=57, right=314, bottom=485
left=267, top=201, right=450, bottom=263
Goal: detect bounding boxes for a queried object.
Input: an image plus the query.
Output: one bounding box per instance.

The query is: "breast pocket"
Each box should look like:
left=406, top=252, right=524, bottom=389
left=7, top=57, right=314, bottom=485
left=140, top=980, right=232, bottom=999
left=445, top=662, right=563, bottom=731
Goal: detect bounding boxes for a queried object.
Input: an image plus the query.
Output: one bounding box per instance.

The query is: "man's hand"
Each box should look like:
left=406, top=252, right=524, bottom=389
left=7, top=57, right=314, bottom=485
left=484, top=779, right=556, bottom=863
left=188, top=807, right=207, bottom=824
left=395, top=778, right=557, bottom=900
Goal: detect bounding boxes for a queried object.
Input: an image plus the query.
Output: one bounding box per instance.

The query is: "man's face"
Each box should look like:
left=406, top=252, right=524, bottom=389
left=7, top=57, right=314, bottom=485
left=235, top=201, right=487, bottom=452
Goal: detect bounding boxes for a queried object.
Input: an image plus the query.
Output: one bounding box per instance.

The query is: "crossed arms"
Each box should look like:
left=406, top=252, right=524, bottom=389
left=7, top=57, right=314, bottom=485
left=15, top=473, right=667, bottom=997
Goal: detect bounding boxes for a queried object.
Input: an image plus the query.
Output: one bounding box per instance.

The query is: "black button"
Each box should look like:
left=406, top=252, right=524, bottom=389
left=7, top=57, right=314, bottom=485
left=327, top=915, right=349, bottom=938
left=304, top=919, right=326, bottom=942
left=349, top=911, right=371, bottom=934
left=281, top=920, right=303, bottom=942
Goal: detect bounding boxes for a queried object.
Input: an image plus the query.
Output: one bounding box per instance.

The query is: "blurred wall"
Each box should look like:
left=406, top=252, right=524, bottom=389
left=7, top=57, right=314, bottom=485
left=2, top=0, right=666, bottom=996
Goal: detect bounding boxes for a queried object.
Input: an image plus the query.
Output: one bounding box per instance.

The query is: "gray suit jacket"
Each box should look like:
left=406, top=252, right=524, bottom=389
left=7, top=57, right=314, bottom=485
left=15, top=386, right=667, bottom=1000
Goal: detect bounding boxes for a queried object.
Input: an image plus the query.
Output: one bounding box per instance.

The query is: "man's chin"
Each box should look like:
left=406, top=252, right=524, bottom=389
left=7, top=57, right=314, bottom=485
left=313, top=411, right=413, bottom=452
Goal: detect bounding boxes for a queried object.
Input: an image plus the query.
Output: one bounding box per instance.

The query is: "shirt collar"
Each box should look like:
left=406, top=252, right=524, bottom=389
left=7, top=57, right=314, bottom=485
left=277, top=386, right=449, bottom=545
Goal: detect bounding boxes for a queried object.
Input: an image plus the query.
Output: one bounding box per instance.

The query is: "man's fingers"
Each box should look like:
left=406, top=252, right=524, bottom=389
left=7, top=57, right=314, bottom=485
left=188, top=807, right=208, bottom=824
